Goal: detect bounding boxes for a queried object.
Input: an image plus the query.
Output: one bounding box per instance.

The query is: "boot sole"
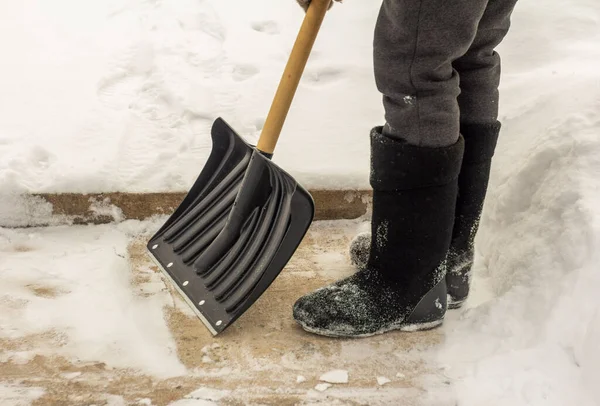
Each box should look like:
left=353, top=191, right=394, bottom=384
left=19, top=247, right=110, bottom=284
left=296, top=318, right=444, bottom=339
left=447, top=295, right=466, bottom=309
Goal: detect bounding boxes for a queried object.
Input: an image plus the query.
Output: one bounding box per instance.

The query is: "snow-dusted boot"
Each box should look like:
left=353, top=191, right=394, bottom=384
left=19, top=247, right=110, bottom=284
left=292, top=127, right=464, bottom=337
left=348, top=122, right=500, bottom=309
left=445, top=121, right=500, bottom=307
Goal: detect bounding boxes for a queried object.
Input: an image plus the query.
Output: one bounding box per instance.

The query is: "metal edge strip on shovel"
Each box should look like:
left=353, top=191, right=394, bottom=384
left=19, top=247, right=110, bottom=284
left=146, top=0, right=330, bottom=336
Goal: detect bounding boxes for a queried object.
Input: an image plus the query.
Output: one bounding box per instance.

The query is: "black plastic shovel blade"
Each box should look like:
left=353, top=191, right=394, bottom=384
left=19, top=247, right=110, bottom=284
left=147, top=118, right=315, bottom=335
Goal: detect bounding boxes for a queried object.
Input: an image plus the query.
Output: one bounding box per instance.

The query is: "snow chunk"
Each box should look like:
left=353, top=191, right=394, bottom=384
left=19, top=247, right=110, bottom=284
left=319, top=369, right=349, bottom=384
left=377, top=376, right=391, bottom=386
left=296, top=375, right=306, bottom=384
left=88, top=197, right=124, bottom=223
left=185, top=387, right=229, bottom=401
left=314, top=383, right=332, bottom=392
left=61, top=371, right=82, bottom=380
left=0, top=194, right=55, bottom=227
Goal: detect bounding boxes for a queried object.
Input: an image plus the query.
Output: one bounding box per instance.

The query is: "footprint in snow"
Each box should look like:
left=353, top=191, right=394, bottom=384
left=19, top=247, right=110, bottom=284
left=28, top=146, right=54, bottom=169
left=251, top=20, right=280, bottom=35
left=232, top=64, right=260, bottom=82
left=304, top=67, right=345, bottom=86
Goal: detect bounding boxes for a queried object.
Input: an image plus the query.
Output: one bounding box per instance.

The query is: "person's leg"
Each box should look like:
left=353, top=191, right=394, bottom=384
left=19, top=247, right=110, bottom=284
left=348, top=0, right=520, bottom=308
left=346, top=125, right=503, bottom=310
left=293, top=127, right=464, bottom=337
left=453, top=0, right=519, bottom=124
left=292, top=0, right=498, bottom=337
left=373, top=0, right=490, bottom=147
left=446, top=0, right=519, bottom=306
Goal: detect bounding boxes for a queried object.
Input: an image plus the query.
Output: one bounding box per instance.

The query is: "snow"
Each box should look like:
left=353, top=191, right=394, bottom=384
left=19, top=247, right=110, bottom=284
left=436, top=54, right=600, bottom=404
left=0, top=0, right=378, bottom=194
left=319, top=369, right=349, bottom=384
left=1, top=0, right=600, bottom=404
left=183, top=388, right=229, bottom=402
left=168, top=401, right=216, bottom=406
left=2, top=0, right=595, bottom=195
left=314, top=383, right=332, bottom=392
left=0, top=194, right=57, bottom=228
left=0, top=222, right=186, bottom=379
left=0, top=0, right=598, bottom=191
left=0, top=384, right=45, bottom=406
left=377, top=377, right=391, bottom=386
left=297, top=375, right=307, bottom=383
left=60, top=371, right=82, bottom=380
left=104, top=395, right=128, bottom=406
left=88, top=197, right=125, bottom=222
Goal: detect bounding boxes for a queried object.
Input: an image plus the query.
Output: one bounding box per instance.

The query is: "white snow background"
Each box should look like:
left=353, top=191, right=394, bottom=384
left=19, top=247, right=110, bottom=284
left=1, top=0, right=600, bottom=405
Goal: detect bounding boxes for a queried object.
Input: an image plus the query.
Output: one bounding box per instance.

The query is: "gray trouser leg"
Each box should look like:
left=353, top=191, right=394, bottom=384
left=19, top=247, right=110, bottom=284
left=374, top=0, right=518, bottom=147
left=454, top=0, right=519, bottom=124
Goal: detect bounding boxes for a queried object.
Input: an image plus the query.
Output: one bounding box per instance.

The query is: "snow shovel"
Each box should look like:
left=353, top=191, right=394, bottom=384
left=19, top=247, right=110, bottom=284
left=147, top=0, right=330, bottom=335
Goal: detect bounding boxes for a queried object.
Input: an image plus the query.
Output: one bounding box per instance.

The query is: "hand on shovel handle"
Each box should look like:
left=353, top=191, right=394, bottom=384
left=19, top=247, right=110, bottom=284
left=296, top=0, right=342, bottom=12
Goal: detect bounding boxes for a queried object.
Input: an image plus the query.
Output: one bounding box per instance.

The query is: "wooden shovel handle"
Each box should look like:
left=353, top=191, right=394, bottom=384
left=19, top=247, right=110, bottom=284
left=256, top=0, right=330, bottom=155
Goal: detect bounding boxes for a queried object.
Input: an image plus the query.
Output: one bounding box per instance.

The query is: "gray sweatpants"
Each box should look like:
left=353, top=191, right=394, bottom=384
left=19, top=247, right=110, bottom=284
left=374, top=0, right=519, bottom=147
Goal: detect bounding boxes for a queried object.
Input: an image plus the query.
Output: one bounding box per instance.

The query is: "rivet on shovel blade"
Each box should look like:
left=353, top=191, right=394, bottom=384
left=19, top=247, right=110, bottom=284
left=152, top=244, right=158, bottom=250
left=167, top=262, right=173, bottom=268
left=183, top=281, right=189, bottom=286
left=199, top=300, right=205, bottom=305
left=216, top=321, right=222, bottom=326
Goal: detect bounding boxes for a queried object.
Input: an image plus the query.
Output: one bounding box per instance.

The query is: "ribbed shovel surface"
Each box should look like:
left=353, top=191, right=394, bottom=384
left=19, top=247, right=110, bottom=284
left=147, top=118, right=314, bottom=335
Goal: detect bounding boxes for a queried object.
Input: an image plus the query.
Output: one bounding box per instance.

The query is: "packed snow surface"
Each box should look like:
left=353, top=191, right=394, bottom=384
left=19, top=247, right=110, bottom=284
left=1, top=0, right=597, bottom=193
left=0, top=222, right=186, bottom=379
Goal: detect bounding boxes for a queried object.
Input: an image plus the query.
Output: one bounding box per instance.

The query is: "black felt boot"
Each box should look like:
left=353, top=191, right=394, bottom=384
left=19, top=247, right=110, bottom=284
left=446, top=122, right=500, bottom=307
left=292, top=127, right=464, bottom=337
left=349, top=122, right=500, bottom=309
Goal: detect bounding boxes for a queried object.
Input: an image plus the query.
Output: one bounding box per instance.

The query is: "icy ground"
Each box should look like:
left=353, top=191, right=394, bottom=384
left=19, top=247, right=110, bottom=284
left=0, top=219, right=457, bottom=405
left=1, top=0, right=600, bottom=404
left=1, top=165, right=600, bottom=405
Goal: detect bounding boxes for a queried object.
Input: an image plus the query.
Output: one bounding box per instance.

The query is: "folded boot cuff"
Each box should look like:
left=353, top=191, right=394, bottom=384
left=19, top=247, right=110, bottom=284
left=370, top=127, right=465, bottom=191
left=460, top=121, right=501, bottom=164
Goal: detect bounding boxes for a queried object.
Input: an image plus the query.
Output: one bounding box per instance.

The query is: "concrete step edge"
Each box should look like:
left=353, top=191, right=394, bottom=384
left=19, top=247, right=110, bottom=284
left=1, top=190, right=372, bottom=228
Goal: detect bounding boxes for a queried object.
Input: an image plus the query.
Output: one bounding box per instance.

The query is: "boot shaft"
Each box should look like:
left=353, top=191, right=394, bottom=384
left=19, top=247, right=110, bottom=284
left=447, top=121, right=501, bottom=303
left=367, top=127, right=464, bottom=290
